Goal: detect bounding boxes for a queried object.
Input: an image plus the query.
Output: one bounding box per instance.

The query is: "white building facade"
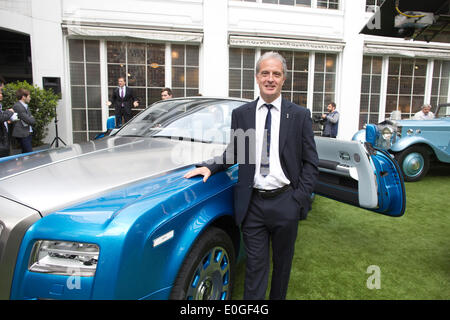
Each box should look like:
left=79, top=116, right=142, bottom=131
left=0, top=0, right=449, bottom=144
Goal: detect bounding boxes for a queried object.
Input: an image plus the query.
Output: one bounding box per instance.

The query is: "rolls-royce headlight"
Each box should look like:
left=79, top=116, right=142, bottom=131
left=29, top=240, right=99, bottom=277
left=382, top=127, right=393, bottom=141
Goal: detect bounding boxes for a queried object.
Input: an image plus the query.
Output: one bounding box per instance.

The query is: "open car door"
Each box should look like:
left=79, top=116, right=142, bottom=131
left=315, top=137, right=406, bottom=217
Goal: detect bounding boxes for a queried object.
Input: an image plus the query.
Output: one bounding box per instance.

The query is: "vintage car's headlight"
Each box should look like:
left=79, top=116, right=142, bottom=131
left=29, top=240, right=99, bottom=277
left=381, top=127, right=393, bottom=141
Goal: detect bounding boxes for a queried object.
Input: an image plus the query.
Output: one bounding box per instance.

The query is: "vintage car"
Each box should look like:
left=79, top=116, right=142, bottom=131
left=353, top=103, right=450, bottom=182
left=0, top=97, right=405, bottom=300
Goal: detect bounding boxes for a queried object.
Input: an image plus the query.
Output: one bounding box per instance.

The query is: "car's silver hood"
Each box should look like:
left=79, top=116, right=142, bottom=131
left=0, top=136, right=225, bottom=216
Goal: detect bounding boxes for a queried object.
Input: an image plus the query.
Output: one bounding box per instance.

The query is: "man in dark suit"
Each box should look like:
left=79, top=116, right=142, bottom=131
left=108, top=77, right=139, bottom=127
left=184, top=52, right=319, bottom=300
left=12, top=88, right=35, bottom=154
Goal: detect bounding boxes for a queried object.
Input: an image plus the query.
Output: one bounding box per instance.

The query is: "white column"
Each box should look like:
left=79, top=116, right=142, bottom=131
left=202, top=0, right=228, bottom=97
left=337, top=0, right=366, bottom=140
left=29, top=0, right=69, bottom=144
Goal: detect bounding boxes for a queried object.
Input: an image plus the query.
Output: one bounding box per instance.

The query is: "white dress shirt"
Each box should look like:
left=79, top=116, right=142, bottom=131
left=253, top=95, right=290, bottom=190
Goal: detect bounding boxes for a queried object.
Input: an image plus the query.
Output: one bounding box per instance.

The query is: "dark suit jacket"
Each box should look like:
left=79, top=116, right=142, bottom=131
left=12, top=101, right=35, bottom=138
left=205, top=97, right=319, bottom=226
left=0, top=107, right=13, bottom=153
left=111, top=86, right=137, bottom=116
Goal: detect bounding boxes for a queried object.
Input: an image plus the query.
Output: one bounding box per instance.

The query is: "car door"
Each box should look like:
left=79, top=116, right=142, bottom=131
left=314, top=137, right=405, bottom=217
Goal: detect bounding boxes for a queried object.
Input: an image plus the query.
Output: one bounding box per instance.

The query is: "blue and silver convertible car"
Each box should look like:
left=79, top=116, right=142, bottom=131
left=0, top=97, right=405, bottom=300
left=353, top=103, right=450, bottom=182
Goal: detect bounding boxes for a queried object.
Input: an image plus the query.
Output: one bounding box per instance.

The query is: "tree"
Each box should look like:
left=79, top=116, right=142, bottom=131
left=2, top=81, right=59, bottom=146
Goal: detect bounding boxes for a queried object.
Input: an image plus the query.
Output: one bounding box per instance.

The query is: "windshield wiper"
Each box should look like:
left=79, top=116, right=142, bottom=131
left=152, top=135, right=212, bottom=144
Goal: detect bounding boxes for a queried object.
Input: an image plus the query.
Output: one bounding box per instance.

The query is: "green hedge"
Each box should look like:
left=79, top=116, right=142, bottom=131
left=2, top=81, right=58, bottom=146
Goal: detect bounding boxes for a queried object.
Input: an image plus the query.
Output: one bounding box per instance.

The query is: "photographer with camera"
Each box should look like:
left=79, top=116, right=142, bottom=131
left=321, top=102, right=339, bottom=138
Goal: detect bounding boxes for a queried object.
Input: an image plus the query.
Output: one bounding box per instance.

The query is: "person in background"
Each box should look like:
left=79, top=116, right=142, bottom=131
left=161, top=88, right=173, bottom=100
left=108, top=77, right=139, bottom=128
left=413, top=104, right=435, bottom=120
left=0, top=89, right=18, bottom=157
left=12, top=88, right=35, bottom=154
left=321, top=102, right=339, bottom=138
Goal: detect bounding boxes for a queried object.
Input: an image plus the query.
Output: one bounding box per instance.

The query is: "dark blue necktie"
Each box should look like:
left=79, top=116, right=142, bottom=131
left=260, top=104, right=273, bottom=177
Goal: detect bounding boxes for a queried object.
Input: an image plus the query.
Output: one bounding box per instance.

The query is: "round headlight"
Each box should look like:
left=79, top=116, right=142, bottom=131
left=382, top=127, right=393, bottom=141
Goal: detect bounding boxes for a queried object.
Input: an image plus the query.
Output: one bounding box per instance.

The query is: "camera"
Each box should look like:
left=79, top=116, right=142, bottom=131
left=312, top=114, right=325, bottom=124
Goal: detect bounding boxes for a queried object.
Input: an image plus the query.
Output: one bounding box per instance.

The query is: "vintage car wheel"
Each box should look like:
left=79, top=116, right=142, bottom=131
left=170, top=227, right=235, bottom=300
left=395, top=146, right=430, bottom=182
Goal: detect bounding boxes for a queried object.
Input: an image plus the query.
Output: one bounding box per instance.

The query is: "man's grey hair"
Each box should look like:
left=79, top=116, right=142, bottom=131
left=421, top=104, right=432, bottom=109
left=255, top=51, right=287, bottom=78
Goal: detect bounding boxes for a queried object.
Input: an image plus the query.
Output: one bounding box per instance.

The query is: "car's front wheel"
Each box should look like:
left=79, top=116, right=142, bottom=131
left=394, top=145, right=430, bottom=182
left=170, top=227, right=235, bottom=300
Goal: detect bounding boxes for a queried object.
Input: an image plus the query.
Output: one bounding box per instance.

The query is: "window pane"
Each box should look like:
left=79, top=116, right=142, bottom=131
left=85, top=40, right=100, bottom=62
left=128, top=65, right=146, bottom=87
left=294, top=52, right=309, bottom=71
left=360, top=94, right=369, bottom=113
left=86, top=63, right=100, bottom=86
left=325, top=55, right=336, bottom=73
left=413, top=77, right=425, bottom=94
left=72, top=109, right=87, bottom=131
left=314, top=73, right=324, bottom=92
left=147, top=43, right=165, bottom=66
left=186, top=45, right=199, bottom=66
left=88, top=110, right=102, bottom=131
left=229, top=48, right=242, bottom=69
left=108, top=65, right=126, bottom=86
left=293, top=73, right=308, bottom=92
left=172, top=66, right=185, bottom=88
left=186, top=67, right=199, bottom=88
left=86, top=87, right=101, bottom=109
left=414, top=59, right=427, bottom=77
left=172, top=45, right=185, bottom=66
left=127, top=43, right=146, bottom=65
left=280, top=0, right=295, bottom=5
left=371, top=75, right=381, bottom=94
left=296, top=0, right=311, bottom=7
left=69, top=40, right=84, bottom=62
left=242, top=69, right=254, bottom=90
left=372, top=57, right=383, bottom=74
left=107, top=42, right=126, bottom=64
left=71, top=87, right=86, bottom=109
left=147, top=66, right=165, bottom=87
left=242, top=49, right=255, bottom=69
left=229, top=69, right=241, bottom=90
left=70, top=63, right=85, bottom=86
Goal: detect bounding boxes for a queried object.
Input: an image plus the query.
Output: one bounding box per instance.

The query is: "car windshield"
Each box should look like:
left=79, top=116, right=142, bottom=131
left=436, top=104, right=450, bottom=118
left=116, top=98, right=246, bottom=144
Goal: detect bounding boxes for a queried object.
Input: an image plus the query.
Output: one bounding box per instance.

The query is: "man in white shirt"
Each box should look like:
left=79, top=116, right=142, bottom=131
left=413, top=104, right=435, bottom=120
left=184, top=52, right=319, bottom=299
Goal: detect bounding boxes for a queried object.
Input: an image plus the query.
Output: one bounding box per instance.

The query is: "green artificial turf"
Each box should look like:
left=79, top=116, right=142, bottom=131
left=232, top=167, right=450, bottom=300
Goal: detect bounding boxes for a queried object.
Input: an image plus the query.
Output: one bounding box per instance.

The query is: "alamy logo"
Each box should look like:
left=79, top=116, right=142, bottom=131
left=367, top=9, right=382, bottom=30
left=366, top=265, right=381, bottom=290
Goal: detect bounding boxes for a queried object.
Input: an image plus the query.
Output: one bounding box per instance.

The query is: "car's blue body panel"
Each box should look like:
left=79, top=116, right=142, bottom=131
left=10, top=164, right=238, bottom=300
left=1, top=97, right=407, bottom=300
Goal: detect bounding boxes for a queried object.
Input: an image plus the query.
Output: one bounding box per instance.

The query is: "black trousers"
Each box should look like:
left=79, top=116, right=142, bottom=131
left=242, top=187, right=300, bottom=300
left=115, top=107, right=132, bottom=128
